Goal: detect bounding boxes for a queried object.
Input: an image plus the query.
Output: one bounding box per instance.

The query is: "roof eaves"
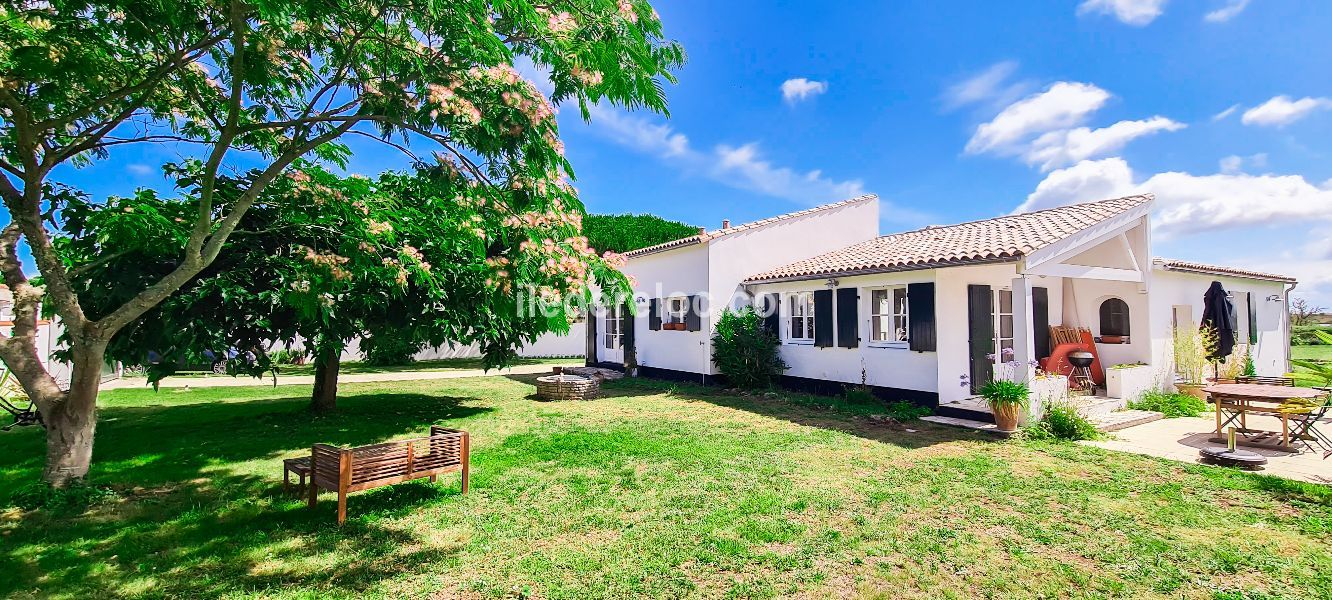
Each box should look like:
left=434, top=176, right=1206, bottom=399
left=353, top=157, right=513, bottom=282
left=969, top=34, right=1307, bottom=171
left=1152, top=259, right=1296, bottom=284
left=621, top=194, right=878, bottom=260
left=745, top=255, right=1022, bottom=284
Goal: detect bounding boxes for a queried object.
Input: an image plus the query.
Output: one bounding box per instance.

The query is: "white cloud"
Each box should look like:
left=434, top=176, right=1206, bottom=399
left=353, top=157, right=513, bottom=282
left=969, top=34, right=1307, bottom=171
left=942, top=61, right=1031, bottom=111
left=965, top=82, right=1111, bottom=155
left=1019, top=157, right=1332, bottom=237
left=1219, top=152, right=1268, bottom=174
left=1025, top=116, right=1185, bottom=171
left=780, top=78, right=828, bottom=104
left=1212, top=104, right=1240, bottom=121
left=581, top=102, right=867, bottom=206
left=965, top=81, right=1182, bottom=170
left=1204, top=0, right=1250, bottom=22
left=1077, top=0, right=1168, bottom=26
left=515, top=58, right=866, bottom=207
left=126, top=164, right=153, bottom=176
left=1241, top=95, right=1332, bottom=127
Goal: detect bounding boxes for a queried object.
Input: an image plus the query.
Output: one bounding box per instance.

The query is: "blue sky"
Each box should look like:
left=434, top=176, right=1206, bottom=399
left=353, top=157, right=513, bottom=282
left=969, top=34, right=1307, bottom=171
left=47, top=0, right=1332, bottom=304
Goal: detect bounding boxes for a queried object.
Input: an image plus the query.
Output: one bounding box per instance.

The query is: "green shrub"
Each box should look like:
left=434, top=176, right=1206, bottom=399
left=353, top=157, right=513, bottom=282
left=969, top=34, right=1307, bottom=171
left=1026, top=403, right=1099, bottom=441
left=711, top=308, right=788, bottom=390
left=361, top=328, right=424, bottom=366
left=1129, top=390, right=1209, bottom=418
left=9, top=482, right=119, bottom=512
left=1292, top=325, right=1332, bottom=345
left=885, top=400, right=931, bottom=422
left=268, top=348, right=306, bottom=365
left=583, top=214, right=699, bottom=253
left=844, top=387, right=876, bottom=405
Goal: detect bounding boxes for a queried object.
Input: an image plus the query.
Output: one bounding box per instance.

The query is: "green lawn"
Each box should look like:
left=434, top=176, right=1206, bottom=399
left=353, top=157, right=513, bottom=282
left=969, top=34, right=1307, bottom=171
left=2, top=377, right=1331, bottom=599
left=1291, top=345, right=1332, bottom=387
left=134, top=356, right=574, bottom=379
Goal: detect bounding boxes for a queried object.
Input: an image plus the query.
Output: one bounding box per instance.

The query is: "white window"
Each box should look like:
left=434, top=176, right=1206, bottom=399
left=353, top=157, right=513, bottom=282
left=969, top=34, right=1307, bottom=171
left=870, top=287, right=909, bottom=344
left=664, top=297, right=688, bottom=324
left=995, top=289, right=1014, bottom=362
left=787, top=292, right=815, bottom=342
left=603, top=306, right=622, bottom=349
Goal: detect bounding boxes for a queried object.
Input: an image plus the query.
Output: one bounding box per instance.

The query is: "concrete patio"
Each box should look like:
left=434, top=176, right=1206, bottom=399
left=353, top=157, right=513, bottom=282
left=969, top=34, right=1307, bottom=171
left=1085, top=414, right=1332, bottom=484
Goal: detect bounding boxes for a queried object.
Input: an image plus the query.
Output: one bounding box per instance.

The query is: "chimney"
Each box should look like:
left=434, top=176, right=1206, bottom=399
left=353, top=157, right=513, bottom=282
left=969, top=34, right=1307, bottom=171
left=721, top=219, right=731, bottom=229
left=697, top=227, right=706, bottom=235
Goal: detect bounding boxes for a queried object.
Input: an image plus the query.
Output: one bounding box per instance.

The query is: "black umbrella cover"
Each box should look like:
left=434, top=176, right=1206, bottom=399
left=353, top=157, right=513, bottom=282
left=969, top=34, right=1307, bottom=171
left=1200, top=281, right=1237, bottom=361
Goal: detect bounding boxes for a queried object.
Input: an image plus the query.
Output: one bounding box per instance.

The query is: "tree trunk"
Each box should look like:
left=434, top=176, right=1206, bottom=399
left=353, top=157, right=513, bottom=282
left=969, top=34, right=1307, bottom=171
left=311, top=349, right=339, bottom=412
left=42, top=341, right=107, bottom=487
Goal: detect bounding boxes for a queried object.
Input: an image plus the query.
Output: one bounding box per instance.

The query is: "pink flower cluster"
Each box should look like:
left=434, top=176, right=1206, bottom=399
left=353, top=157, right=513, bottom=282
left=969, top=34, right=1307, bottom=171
left=539, top=9, right=577, bottom=34
left=427, top=82, right=482, bottom=125
left=298, top=245, right=351, bottom=281
left=618, top=1, right=638, bottom=23
left=601, top=251, right=628, bottom=270
left=571, top=67, right=603, bottom=87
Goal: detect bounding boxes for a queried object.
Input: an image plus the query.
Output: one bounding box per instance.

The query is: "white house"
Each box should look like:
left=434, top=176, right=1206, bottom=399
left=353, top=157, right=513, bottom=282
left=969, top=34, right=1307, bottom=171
left=587, top=194, right=1297, bottom=419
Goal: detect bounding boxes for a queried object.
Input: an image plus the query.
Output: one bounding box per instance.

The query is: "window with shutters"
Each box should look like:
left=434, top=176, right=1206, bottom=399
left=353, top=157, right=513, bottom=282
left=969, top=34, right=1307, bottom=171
left=603, top=306, right=622, bottom=349
left=665, top=297, right=688, bottom=325
left=787, top=291, right=815, bottom=343
left=869, top=287, right=909, bottom=345
left=1099, top=297, right=1130, bottom=338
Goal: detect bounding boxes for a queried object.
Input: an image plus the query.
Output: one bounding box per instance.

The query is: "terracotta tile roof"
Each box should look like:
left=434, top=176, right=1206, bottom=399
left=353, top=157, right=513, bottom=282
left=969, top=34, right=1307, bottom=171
left=745, top=194, right=1153, bottom=283
left=622, top=194, right=878, bottom=259
left=1153, top=259, right=1296, bottom=284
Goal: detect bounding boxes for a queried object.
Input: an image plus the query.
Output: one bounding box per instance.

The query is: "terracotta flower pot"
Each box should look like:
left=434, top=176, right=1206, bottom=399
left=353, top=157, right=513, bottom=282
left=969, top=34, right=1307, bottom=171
left=991, top=403, right=1022, bottom=432
left=1177, top=383, right=1207, bottom=401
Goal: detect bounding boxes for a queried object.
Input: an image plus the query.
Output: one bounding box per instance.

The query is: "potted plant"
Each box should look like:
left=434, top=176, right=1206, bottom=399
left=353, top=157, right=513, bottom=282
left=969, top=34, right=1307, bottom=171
left=979, top=379, right=1029, bottom=432
left=1172, top=325, right=1210, bottom=400
left=1106, top=362, right=1153, bottom=403
left=963, top=355, right=1034, bottom=432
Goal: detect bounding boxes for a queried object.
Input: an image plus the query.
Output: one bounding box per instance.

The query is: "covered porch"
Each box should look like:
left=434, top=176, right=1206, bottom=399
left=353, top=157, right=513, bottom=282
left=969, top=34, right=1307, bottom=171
left=936, top=201, right=1161, bottom=424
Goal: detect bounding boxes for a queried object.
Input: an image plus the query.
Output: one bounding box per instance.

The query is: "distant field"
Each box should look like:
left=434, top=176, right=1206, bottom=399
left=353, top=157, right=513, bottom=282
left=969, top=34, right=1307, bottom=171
left=1291, top=345, right=1330, bottom=387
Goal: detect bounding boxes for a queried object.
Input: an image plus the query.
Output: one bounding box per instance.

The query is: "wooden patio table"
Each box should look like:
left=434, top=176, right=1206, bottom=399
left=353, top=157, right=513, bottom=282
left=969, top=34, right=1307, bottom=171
left=1203, top=383, right=1324, bottom=451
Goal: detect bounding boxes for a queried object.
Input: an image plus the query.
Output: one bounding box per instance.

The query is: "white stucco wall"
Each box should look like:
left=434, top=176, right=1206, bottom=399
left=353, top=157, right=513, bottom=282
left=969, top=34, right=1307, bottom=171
left=1062, top=277, right=1152, bottom=368
left=933, top=263, right=1023, bottom=405
left=702, top=199, right=880, bottom=375
left=751, top=268, right=939, bottom=396
left=1147, top=268, right=1292, bottom=379
left=617, top=242, right=712, bottom=374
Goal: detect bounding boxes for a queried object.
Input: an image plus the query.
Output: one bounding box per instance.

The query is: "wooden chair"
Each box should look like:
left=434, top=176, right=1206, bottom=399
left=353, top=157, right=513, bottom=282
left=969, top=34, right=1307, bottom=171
left=307, top=426, right=469, bottom=524
left=1235, top=376, right=1296, bottom=387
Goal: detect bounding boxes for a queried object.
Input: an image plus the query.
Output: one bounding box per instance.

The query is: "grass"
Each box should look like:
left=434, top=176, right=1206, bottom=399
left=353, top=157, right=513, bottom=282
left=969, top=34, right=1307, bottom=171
left=1291, top=345, right=1332, bottom=388
left=1, top=376, right=1330, bottom=598
left=130, top=356, right=574, bottom=380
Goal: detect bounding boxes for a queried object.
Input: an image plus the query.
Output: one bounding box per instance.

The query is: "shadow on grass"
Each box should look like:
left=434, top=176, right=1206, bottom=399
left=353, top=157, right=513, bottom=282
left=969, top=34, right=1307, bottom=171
left=0, top=389, right=487, bottom=597
left=593, top=377, right=990, bottom=450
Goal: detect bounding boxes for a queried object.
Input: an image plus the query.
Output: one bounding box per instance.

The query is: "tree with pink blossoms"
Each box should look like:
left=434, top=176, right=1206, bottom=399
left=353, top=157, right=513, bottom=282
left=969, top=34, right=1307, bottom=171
left=0, top=0, right=683, bottom=486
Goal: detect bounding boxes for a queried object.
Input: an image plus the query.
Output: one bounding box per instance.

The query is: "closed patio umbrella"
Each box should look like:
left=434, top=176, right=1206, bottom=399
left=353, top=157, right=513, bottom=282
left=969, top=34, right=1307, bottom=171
left=1200, top=281, right=1237, bottom=363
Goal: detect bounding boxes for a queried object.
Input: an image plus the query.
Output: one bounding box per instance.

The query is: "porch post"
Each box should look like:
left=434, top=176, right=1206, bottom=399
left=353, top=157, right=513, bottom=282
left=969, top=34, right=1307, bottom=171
left=1010, top=276, right=1037, bottom=383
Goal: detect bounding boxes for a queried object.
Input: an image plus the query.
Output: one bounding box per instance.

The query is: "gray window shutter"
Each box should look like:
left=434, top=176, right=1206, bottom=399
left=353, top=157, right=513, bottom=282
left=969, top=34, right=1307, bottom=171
left=649, top=298, right=661, bottom=331
left=684, top=295, right=702, bottom=332
left=1248, top=293, right=1258, bottom=344
left=1032, top=286, right=1049, bottom=359
left=967, top=285, right=994, bottom=394
left=836, top=287, right=858, bottom=348
left=762, top=293, right=781, bottom=335
left=908, top=282, right=936, bottom=352
left=814, top=289, right=834, bottom=348
left=622, top=304, right=635, bottom=352
left=585, top=308, right=598, bottom=366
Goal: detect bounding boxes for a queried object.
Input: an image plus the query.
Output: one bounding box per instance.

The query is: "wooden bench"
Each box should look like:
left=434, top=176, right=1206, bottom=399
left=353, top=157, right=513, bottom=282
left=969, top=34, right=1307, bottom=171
left=307, top=426, right=469, bottom=524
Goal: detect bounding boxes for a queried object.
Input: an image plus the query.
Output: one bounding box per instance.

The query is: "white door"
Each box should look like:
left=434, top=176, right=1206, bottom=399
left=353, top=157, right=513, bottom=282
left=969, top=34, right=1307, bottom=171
left=602, top=306, right=623, bottom=364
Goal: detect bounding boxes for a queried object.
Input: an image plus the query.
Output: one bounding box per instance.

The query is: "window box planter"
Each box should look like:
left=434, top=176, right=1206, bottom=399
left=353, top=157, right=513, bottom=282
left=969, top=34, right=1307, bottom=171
left=1107, top=363, right=1155, bottom=402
